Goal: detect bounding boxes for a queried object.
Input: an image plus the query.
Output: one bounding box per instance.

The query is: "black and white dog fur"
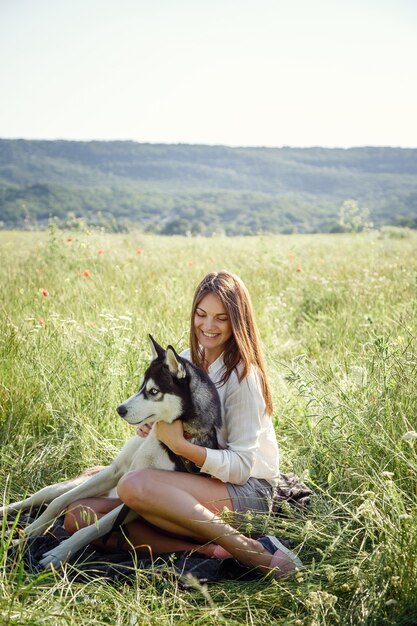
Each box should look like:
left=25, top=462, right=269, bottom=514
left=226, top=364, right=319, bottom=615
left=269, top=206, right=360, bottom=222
left=0, top=336, right=221, bottom=569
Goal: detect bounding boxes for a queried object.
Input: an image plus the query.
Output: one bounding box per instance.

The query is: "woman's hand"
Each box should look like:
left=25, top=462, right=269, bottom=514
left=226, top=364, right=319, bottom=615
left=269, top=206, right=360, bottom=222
left=155, top=420, right=207, bottom=467
left=154, top=420, right=185, bottom=454
left=136, top=422, right=153, bottom=438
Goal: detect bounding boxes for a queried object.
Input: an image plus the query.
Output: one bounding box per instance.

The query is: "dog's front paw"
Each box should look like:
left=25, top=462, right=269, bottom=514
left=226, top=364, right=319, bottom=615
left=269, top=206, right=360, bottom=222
left=39, top=549, right=65, bottom=570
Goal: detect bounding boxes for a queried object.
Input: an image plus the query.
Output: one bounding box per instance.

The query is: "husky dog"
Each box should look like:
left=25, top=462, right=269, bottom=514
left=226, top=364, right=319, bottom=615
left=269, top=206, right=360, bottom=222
left=0, top=336, right=221, bottom=569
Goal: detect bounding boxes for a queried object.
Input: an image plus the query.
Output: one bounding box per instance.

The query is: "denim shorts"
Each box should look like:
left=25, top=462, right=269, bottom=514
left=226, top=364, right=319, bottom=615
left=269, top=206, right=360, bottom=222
left=225, top=477, right=275, bottom=514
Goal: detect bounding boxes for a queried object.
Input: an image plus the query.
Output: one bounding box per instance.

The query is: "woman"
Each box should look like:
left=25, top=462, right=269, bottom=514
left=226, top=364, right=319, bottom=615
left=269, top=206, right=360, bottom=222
left=64, top=271, right=302, bottom=577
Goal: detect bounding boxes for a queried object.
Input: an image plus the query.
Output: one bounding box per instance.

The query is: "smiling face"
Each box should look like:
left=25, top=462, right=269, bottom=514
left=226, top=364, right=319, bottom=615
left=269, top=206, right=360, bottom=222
left=193, top=292, right=233, bottom=364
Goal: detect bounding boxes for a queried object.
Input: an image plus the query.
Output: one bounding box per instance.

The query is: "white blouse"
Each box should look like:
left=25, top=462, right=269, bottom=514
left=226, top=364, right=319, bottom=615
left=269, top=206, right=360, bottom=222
left=181, top=349, right=280, bottom=486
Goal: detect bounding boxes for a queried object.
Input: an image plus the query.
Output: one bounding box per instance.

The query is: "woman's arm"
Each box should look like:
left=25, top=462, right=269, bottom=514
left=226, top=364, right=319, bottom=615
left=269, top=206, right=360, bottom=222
left=200, top=366, right=268, bottom=484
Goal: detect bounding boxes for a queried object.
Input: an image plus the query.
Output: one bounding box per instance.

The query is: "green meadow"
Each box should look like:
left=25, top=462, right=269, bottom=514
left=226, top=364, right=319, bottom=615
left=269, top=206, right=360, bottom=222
left=1, top=227, right=416, bottom=625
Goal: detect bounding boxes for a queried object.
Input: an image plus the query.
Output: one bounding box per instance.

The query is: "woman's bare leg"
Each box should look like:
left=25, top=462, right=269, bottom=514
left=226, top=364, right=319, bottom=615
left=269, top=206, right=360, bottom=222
left=63, top=496, right=226, bottom=556
left=116, top=469, right=289, bottom=572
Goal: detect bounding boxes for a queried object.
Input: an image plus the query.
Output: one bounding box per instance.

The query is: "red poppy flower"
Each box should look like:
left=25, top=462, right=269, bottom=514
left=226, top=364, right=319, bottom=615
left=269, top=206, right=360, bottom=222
left=187, top=261, right=193, bottom=267
left=41, top=289, right=49, bottom=296
left=296, top=267, right=303, bottom=273
left=82, top=270, right=91, bottom=277
left=136, top=248, right=143, bottom=255
left=96, top=249, right=104, bottom=255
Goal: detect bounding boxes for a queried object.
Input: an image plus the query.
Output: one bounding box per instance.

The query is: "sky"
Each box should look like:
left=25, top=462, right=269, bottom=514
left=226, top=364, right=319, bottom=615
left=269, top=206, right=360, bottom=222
left=0, top=0, right=416, bottom=148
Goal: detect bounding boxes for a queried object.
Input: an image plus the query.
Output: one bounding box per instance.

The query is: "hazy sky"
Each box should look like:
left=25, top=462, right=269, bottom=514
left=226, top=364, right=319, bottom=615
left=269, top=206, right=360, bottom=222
left=1, top=0, right=416, bottom=147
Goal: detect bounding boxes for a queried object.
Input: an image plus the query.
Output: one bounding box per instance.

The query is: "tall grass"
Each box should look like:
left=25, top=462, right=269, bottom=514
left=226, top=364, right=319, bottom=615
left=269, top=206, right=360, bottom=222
left=1, top=227, right=416, bottom=625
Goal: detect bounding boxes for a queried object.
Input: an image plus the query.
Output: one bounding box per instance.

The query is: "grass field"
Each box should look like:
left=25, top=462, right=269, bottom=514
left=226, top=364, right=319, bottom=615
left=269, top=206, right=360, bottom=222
left=1, top=227, right=416, bottom=625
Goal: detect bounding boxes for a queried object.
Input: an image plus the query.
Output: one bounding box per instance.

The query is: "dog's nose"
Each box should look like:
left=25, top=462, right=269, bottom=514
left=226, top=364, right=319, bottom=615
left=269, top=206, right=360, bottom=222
left=116, top=405, right=127, bottom=417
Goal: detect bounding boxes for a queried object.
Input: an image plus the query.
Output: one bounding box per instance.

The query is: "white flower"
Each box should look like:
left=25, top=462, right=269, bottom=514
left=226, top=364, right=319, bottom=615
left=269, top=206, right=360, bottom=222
left=402, top=431, right=417, bottom=441
left=119, top=315, right=132, bottom=322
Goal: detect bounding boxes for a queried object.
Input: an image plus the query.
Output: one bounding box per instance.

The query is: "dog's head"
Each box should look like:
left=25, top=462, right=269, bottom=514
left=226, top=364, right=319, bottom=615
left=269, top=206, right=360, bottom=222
left=116, top=335, right=189, bottom=426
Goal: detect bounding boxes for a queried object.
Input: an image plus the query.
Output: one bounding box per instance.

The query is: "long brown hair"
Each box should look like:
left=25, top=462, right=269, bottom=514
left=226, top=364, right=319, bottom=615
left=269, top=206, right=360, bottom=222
left=189, top=271, right=273, bottom=415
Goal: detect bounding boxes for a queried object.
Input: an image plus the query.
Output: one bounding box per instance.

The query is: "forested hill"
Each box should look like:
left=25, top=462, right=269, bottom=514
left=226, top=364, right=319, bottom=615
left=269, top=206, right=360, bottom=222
left=0, top=139, right=416, bottom=234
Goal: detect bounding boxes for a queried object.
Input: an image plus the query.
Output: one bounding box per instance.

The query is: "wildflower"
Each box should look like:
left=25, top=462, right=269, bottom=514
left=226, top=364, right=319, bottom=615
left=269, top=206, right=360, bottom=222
left=279, top=500, right=292, bottom=515
left=296, top=267, right=303, bottom=273
left=302, top=520, right=314, bottom=538
left=136, top=248, right=143, bottom=255
left=305, top=590, right=337, bottom=609
left=67, top=237, right=73, bottom=243
left=402, top=431, right=417, bottom=441
left=381, top=471, right=394, bottom=480
left=38, top=318, right=45, bottom=327
left=220, top=506, right=233, bottom=523
left=356, top=499, right=377, bottom=521
left=40, top=289, right=49, bottom=297
left=187, top=261, right=193, bottom=267
left=96, top=249, right=104, bottom=255
left=324, top=564, right=336, bottom=583
left=288, top=253, right=295, bottom=260
left=82, top=270, right=91, bottom=277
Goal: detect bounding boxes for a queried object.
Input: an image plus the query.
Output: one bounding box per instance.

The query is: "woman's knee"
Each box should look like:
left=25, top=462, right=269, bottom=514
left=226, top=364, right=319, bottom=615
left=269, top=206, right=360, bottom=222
left=117, top=469, right=159, bottom=510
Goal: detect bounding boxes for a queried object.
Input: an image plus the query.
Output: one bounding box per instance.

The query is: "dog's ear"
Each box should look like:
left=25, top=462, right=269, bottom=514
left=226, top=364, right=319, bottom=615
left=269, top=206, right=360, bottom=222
left=149, top=335, right=165, bottom=361
left=165, top=346, right=186, bottom=379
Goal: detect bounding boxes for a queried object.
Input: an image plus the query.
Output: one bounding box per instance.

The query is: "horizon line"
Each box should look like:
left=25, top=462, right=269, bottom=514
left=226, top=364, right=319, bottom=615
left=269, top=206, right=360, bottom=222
left=1, top=137, right=416, bottom=150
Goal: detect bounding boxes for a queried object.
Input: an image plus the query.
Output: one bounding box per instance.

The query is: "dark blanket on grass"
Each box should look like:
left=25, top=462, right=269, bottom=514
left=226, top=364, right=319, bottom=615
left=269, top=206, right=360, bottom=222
left=6, top=472, right=311, bottom=586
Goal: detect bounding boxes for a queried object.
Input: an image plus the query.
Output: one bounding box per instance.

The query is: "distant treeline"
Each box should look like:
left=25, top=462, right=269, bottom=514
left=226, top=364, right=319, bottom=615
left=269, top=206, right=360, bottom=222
left=0, top=140, right=416, bottom=234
